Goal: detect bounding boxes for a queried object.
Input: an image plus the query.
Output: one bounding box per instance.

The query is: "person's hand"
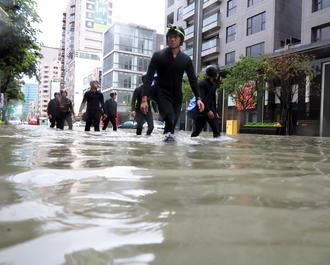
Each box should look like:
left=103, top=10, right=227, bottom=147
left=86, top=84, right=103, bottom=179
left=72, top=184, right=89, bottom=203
left=197, top=99, right=204, bottom=112
left=48, top=114, right=52, bottom=119
left=140, top=97, right=148, bottom=114
left=154, top=112, right=160, bottom=120
left=208, top=110, right=215, bottom=119
left=131, top=111, right=136, bottom=118
left=216, top=113, right=220, bottom=118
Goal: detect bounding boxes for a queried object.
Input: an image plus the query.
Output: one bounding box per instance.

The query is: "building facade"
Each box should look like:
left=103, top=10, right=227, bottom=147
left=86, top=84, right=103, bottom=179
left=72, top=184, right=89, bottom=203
left=22, top=83, right=38, bottom=120
left=102, top=22, right=164, bottom=119
left=37, top=46, right=61, bottom=123
left=60, top=0, right=113, bottom=111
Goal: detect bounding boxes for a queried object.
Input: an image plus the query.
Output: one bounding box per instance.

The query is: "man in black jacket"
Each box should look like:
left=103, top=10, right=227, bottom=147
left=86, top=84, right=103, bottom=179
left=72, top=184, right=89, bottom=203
left=103, top=91, right=117, bottom=131
left=78, top=80, right=105, bottom=131
left=140, top=24, right=204, bottom=141
left=131, top=75, right=158, bottom=135
left=191, top=65, right=220, bottom=138
left=58, top=90, right=75, bottom=130
left=47, top=92, right=59, bottom=128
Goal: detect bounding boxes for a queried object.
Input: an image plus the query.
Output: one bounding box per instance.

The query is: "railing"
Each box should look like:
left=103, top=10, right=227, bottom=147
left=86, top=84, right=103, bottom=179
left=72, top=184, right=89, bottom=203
left=202, top=13, right=219, bottom=28
left=202, top=38, right=218, bottom=51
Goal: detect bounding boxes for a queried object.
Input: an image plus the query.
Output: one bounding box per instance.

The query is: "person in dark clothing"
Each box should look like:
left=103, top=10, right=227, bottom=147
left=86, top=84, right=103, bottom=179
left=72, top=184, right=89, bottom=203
left=131, top=75, right=158, bottom=135
left=103, top=91, right=117, bottom=131
left=78, top=80, right=105, bottom=131
left=140, top=24, right=204, bottom=141
left=191, top=65, right=221, bottom=138
left=58, top=90, right=75, bottom=130
left=47, top=92, right=60, bottom=128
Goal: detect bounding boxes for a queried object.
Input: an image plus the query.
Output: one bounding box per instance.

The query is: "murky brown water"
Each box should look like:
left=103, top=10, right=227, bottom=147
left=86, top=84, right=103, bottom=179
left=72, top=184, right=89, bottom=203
left=0, top=125, right=330, bottom=265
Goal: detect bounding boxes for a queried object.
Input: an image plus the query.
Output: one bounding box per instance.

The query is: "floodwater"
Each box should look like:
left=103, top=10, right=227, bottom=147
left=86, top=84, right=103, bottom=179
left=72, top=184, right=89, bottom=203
left=0, top=125, right=330, bottom=265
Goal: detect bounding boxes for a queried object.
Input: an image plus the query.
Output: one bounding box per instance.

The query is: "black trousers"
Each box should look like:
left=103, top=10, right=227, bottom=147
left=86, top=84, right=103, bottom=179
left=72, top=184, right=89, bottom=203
left=103, top=115, right=117, bottom=131
left=135, top=109, right=154, bottom=135
left=157, top=98, right=181, bottom=134
left=58, top=112, right=73, bottom=130
left=191, top=114, right=220, bottom=138
left=49, top=114, right=56, bottom=128
left=85, top=111, right=101, bottom=131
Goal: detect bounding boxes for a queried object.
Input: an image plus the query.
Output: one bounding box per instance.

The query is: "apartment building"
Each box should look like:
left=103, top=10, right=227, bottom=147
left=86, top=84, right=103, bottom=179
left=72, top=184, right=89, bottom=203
left=60, top=0, right=113, bottom=111
left=102, top=22, right=164, bottom=119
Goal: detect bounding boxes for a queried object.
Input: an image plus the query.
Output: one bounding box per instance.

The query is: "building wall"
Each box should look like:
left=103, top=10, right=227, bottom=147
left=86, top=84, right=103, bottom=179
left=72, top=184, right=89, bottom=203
left=22, top=83, right=38, bottom=120
left=301, top=0, right=330, bottom=44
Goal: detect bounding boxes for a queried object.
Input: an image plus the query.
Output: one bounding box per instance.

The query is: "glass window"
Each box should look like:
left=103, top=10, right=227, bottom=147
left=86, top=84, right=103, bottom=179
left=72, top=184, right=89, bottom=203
left=227, top=0, right=237, bottom=17
left=117, top=90, right=131, bottom=105
left=246, top=42, right=264, bottom=57
left=247, top=12, right=266, bottom=35
left=248, top=0, right=263, bottom=7
left=86, top=12, right=94, bottom=19
left=312, top=23, right=330, bottom=42
left=85, top=21, right=94, bottom=28
left=86, top=3, right=94, bottom=10
left=118, top=54, right=133, bottom=70
left=119, top=36, right=133, bottom=52
left=102, top=72, right=113, bottom=90
left=225, top=51, right=235, bottom=65
left=177, top=6, right=183, bottom=20
left=226, top=24, right=236, bottom=43
left=168, top=0, right=174, bottom=7
left=137, top=57, right=150, bottom=72
left=118, top=72, right=132, bottom=88
left=313, top=0, right=330, bottom=12
left=103, top=54, right=114, bottom=72
left=167, top=12, right=174, bottom=24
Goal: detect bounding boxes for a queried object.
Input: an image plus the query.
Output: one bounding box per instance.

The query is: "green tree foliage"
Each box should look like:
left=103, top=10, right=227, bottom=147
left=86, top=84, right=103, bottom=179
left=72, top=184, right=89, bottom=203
left=0, top=0, right=41, bottom=103
left=263, top=53, right=314, bottom=135
left=221, top=56, right=263, bottom=111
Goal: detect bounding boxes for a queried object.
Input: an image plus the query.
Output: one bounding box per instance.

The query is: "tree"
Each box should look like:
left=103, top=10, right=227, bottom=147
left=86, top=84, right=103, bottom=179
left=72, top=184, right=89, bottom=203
left=182, top=72, right=206, bottom=104
left=0, top=0, right=41, bottom=120
left=263, top=54, right=314, bottom=135
left=221, top=56, right=263, bottom=111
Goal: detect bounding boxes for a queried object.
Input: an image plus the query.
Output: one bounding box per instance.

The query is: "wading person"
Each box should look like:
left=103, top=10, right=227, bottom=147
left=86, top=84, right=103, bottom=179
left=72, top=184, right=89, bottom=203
left=58, top=90, right=75, bottom=130
left=47, top=92, right=60, bottom=128
left=191, top=65, right=221, bottom=138
left=103, top=91, right=117, bottom=131
left=140, top=24, right=204, bottom=141
left=78, top=80, right=105, bottom=131
left=131, top=74, right=158, bottom=135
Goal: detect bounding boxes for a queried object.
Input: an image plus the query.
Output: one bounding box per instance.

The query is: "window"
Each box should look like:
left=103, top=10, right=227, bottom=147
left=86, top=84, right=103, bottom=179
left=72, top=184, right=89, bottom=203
left=118, top=72, right=132, bottom=88
left=248, top=0, right=263, bottom=7
left=247, top=12, right=266, bottom=35
left=167, top=12, right=174, bottom=24
left=85, top=21, right=94, bottom=28
left=86, top=3, right=94, bottom=10
left=118, top=54, right=133, bottom=70
left=246, top=42, right=264, bottom=57
left=312, top=23, right=330, bottom=42
left=225, top=51, right=235, bottom=65
left=226, top=24, right=236, bottom=43
left=312, top=0, right=330, bottom=12
left=119, top=36, right=133, bottom=52
left=137, top=57, right=150, bottom=72
left=86, top=12, right=94, bottom=19
left=227, top=0, right=237, bottom=17
left=177, top=6, right=183, bottom=20
left=168, top=0, right=174, bottom=7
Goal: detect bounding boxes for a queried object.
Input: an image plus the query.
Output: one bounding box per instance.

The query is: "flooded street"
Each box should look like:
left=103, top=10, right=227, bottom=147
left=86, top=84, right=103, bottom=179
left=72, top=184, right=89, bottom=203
left=0, top=125, right=330, bottom=265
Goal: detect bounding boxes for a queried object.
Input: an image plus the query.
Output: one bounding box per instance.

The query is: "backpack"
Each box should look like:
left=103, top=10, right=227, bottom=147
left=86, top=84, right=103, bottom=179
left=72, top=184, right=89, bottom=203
left=187, top=96, right=198, bottom=118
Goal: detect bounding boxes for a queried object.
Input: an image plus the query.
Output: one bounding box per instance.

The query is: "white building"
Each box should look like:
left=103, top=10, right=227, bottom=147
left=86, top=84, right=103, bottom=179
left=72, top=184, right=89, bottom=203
left=38, top=46, right=61, bottom=123
left=61, top=0, right=113, bottom=110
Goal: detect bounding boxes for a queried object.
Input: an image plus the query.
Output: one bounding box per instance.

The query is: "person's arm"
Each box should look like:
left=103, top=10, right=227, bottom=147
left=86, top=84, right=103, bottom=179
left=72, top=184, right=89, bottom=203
left=78, top=93, right=87, bottom=113
left=131, top=88, right=138, bottom=111
left=69, top=100, right=75, bottom=116
left=186, top=58, right=204, bottom=112
left=141, top=53, right=158, bottom=114
left=100, top=93, right=105, bottom=114
left=151, top=100, right=158, bottom=113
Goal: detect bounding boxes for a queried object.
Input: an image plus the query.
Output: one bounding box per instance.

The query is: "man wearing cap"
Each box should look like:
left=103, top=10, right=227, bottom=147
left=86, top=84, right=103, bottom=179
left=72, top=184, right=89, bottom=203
left=78, top=80, right=105, bottom=131
left=140, top=24, right=204, bottom=141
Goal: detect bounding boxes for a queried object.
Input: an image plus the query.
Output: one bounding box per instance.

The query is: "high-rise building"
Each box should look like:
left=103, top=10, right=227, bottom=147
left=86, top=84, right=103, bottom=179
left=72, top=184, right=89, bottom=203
left=168, top=0, right=302, bottom=71
left=102, top=22, right=164, bottom=120
left=38, top=46, right=61, bottom=124
left=22, top=83, right=38, bottom=120
left=60, top=0, right=113, bottom=112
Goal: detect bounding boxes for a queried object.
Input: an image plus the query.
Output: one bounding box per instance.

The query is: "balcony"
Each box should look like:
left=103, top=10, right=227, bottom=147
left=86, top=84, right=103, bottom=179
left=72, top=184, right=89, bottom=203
left=201, top=38, right=219, bottom=57
left=182, top=2, right=195, bottom=21
left=185, top=25, right=194, bottom=41
left=202, top=12, right=220, bottom=35
left=203, top=0, right=221, bottom=10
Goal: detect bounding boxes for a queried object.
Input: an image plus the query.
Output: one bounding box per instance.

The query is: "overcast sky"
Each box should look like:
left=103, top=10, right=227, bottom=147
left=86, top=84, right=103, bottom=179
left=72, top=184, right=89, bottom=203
left=36, top=0, right=166, bottom=48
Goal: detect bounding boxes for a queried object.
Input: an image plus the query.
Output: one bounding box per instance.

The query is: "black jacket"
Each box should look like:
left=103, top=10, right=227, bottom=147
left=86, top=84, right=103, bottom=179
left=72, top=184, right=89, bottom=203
left=58, top=96, right=74, bottom=113
left=199, top=78, right=219, bottom=114
left=131, top=85, right=158, bottom=113
left=142, top=47, right=200, bottom=104
left=47, top=98, right=58, bottom=115
left=79, top=90, right=104, bottom=114
left=104, top=98, right=117, bottom=117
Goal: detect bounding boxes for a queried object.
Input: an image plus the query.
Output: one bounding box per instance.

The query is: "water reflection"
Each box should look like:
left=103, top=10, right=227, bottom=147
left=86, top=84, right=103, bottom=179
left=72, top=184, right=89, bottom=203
left=0, top=125, right=330, bottom=265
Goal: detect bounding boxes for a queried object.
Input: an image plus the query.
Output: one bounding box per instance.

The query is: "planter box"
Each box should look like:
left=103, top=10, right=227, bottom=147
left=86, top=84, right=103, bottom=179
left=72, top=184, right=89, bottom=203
left=240, top=126, right=281, bottom=135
